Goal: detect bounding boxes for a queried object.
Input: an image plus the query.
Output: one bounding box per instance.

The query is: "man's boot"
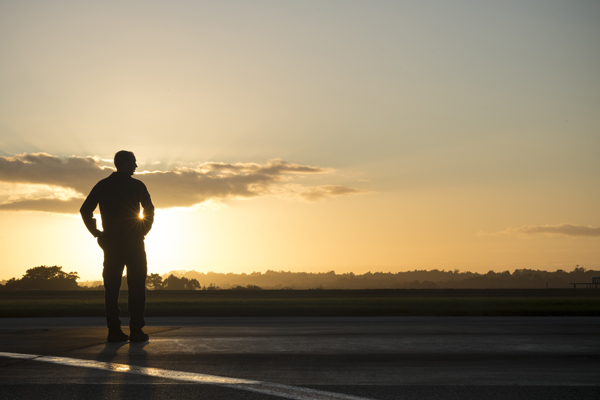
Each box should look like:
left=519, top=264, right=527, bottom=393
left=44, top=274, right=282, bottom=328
left=129, top=329, right=149, bottom=342
left=107, top=328, right=129, bottom=342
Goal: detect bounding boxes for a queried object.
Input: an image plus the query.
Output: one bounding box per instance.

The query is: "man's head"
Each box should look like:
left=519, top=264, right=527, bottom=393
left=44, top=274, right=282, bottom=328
left=114, top=150, right=137, bottom=175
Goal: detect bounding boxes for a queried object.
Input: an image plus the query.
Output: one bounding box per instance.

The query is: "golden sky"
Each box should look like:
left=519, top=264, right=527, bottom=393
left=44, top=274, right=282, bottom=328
left=1, top=1, right=599, bottom=281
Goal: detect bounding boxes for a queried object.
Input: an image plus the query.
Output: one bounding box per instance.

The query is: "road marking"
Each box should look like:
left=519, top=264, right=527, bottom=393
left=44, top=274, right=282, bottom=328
left=0, top=351, right=373, bottom=400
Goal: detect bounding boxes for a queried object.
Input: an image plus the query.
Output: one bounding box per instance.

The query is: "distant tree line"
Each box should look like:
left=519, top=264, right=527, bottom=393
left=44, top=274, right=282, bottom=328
left=1, top=265, right=599, bottom=291
left=160, top=266, right=600, bottom=290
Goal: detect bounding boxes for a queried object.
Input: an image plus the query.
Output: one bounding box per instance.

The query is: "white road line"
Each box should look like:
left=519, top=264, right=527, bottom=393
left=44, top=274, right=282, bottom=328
left=0, top=351, right=374, bottom=400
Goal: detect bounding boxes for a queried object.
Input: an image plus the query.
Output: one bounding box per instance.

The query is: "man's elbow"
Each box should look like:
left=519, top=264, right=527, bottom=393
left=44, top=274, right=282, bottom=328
left=79, top=207, right=90, bottom=220
left=144, top=205, right=155, bottom=217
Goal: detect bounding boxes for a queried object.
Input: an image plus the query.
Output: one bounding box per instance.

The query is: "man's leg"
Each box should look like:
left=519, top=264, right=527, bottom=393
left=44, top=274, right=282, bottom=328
left=102, top=247, right=126, bottom=332
left=126, top=239, right=148, bottom=335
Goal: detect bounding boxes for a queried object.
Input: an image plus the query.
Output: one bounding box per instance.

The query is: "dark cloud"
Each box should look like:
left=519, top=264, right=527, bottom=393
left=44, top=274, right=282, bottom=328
left=483, top=223, right=600, bottom=237
left=0, top=153, right=364, bottom=213
left=0, top=198, right=83, bottom=213
left=0, top=153, right=107, bottom=194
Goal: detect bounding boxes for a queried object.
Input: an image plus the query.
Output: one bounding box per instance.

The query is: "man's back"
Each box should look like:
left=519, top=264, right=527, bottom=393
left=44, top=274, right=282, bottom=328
left=80, top=171, right=154, bottom=240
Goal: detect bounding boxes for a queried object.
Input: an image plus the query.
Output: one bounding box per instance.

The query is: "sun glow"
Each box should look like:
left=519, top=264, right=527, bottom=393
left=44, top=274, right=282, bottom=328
left=144, top=209, right=207, bottom=275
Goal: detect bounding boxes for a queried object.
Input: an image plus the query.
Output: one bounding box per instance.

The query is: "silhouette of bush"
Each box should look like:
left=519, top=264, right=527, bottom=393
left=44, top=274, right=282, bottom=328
left=163, top=274, right=200, bottom=290
left=4, top=265, right=79, bottom=290
left=230, top=284, right=262, bottom=290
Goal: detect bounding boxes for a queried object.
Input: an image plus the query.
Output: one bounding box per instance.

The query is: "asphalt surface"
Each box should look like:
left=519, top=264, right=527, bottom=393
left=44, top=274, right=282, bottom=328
left=1, top=316, right=599, bottom=399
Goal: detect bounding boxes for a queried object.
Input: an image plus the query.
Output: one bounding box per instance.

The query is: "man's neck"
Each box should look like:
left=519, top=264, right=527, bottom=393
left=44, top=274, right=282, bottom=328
left=114, top=170, right=133, bottom=177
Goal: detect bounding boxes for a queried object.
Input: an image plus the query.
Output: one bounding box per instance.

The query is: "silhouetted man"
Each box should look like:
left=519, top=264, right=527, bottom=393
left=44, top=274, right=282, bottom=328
left=80, top=151, right=154, bottom=342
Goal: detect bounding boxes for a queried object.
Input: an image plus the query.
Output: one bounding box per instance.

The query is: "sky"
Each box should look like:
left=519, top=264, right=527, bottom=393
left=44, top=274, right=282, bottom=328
left=1, top=0, right=599, bottom=281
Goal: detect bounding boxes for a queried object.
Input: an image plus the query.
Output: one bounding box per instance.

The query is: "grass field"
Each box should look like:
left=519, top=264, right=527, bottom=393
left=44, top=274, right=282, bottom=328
left=0, top=289, right=599, bottom=318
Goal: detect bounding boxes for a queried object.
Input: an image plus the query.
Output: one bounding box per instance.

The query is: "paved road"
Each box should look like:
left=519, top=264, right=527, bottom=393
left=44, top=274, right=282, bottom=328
left=1, top=316, right=599, bottom=399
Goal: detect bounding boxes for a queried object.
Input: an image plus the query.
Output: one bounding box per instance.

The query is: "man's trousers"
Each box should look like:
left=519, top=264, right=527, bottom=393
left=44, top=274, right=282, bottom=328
left=100, top=236, right=147, bottom=331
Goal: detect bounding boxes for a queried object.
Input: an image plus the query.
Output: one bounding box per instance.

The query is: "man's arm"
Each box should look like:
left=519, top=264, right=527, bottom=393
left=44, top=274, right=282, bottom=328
left=140, top=183, right=155, bottom=236
left=80, top=187, right=102, bottom=238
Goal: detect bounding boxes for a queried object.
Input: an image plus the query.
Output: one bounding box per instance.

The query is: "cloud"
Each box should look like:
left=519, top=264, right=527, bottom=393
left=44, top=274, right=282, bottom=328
left=0, top=153, right=107, bottom=194
left=0, top=198, right=84, bottom=213
left=482, top=223, right=600, bottom=237
left=295, top=185, right=366, bottom=202
left=0, top=153, right=365, bottom=213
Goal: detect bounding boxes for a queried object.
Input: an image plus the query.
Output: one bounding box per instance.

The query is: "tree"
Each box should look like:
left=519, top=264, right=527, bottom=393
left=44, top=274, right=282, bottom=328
left=184, top=277, right=200, bottom=290
left=3, top=278, right=19, bottom=290
left=163, top=274, right=184, bottom=290
left=11, top=265, right=79, bottom=290
left=147, top=273, right=164, bottom=290
left=163, top=274, right=200, bottom=290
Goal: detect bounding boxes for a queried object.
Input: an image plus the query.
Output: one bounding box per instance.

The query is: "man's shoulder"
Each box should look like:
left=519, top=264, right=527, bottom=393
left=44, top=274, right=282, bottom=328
left=130, top=175, right=148, bottom=187
left=95, top=172, right=148, bottom=191
left=103, top=172, right=145, bottom=182
left=129, top=176, right=150, bottom=194
left=91, top=174, right=113, bottom=188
